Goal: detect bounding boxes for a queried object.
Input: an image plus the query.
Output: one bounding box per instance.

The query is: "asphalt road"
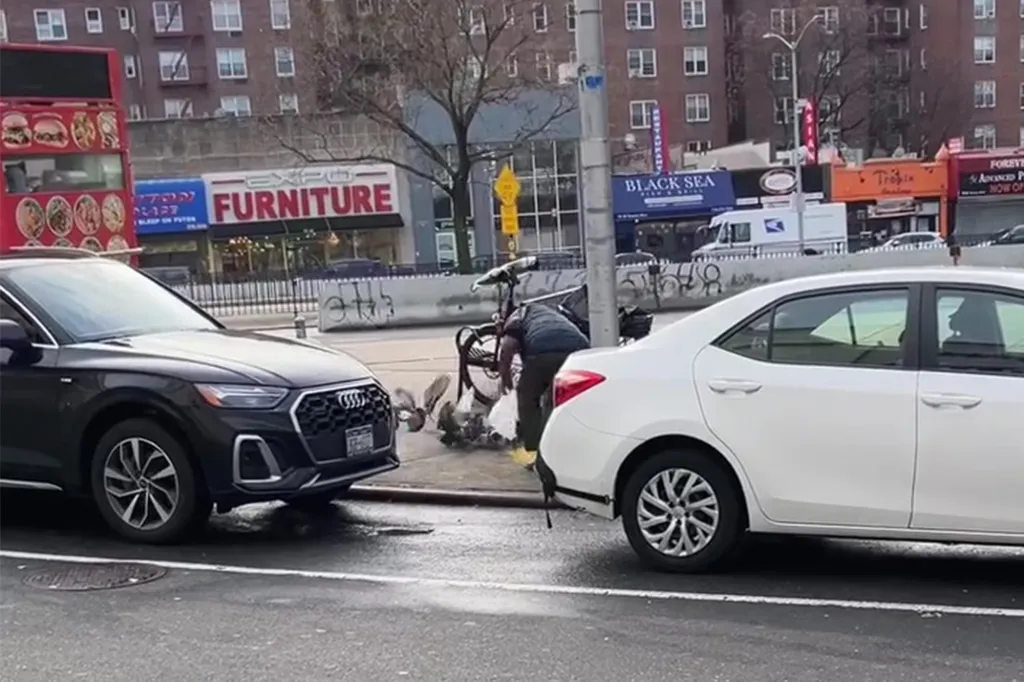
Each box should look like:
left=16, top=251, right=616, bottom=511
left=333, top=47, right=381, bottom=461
left=2, top=493, right=1023, bottom=681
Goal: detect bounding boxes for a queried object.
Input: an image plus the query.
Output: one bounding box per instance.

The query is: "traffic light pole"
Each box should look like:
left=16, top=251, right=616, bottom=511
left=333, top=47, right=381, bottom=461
left=575, top=0, right=619, bottom=348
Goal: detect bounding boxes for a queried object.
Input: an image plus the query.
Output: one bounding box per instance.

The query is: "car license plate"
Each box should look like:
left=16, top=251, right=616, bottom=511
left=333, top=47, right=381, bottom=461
left=345, top=425, right=374, bottom=457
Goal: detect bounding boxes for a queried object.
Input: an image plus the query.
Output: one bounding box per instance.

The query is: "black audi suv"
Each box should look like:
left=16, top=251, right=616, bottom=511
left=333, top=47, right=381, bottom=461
left=0, top=250, right=398, bottom=543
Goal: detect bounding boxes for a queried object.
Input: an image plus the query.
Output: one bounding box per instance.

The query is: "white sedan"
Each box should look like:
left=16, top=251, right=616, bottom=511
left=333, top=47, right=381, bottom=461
left=536, top=267, right=1024, bottom=572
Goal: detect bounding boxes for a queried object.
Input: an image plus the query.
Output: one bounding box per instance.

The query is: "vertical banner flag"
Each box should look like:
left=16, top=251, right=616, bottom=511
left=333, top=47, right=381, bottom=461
left=802, top=98, right=819, bottom=165
left=650, top=104, right=670, bottom=174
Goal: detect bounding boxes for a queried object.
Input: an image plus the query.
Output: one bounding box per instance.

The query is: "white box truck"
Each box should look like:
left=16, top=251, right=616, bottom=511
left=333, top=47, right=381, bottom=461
left=693, top=203, right=849, bottom=258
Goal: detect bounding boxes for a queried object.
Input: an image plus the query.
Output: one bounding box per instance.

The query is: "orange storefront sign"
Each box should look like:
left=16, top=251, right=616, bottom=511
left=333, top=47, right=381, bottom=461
left=831, top=160, right=948, bottom=202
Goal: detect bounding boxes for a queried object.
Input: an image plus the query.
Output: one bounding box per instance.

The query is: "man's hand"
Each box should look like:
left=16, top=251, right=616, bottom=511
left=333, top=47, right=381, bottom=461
left=497, top=334, right=520, bottom=394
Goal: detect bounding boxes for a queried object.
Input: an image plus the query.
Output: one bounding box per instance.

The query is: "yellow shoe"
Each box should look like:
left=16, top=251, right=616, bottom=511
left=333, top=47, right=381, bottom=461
left=509, top=447, right=537, bottom=470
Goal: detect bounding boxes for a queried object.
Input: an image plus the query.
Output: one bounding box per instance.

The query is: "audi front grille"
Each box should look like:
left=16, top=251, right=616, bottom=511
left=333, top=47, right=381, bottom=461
left=292, top=383, right=393, bottom=462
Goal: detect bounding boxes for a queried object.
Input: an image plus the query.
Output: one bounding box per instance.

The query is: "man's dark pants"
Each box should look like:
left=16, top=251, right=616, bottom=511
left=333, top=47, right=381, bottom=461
left=516, top=352, right=570, bottom=451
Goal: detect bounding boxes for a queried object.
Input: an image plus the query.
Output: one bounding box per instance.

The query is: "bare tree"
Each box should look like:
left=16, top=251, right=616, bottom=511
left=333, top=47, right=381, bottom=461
left=736, top=0, right=875, bottom=149
left=274, top=0, right=576, bottom=272
left=904, top=62, right=972, bottom=158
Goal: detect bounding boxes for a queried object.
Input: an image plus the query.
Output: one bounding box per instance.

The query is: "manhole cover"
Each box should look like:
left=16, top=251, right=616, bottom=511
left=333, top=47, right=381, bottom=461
left=23, top=563, right=167, bottom=591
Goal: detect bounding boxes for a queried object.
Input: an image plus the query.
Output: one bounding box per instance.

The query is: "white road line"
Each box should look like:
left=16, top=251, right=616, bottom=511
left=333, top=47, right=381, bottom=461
left=2, top=549, right=1022, bottom=618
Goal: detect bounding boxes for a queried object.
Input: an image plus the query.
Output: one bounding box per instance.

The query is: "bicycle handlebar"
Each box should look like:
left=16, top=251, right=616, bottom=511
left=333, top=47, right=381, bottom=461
left=469, top=256, right=540, bottom=292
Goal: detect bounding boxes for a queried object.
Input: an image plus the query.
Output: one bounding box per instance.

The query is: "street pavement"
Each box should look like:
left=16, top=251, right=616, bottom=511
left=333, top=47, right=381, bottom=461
left=2, top=496, right=1023, bottom=681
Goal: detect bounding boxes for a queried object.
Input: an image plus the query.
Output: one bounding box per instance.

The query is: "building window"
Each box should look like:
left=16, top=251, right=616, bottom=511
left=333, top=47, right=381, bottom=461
left=681, top=0, right=706, bottom=28
left=506, top=55, right=518, bottom=77
left=974, top=80, right=996, bottom=108
left=158, top=51, right=189, bottom=81
left=816, top=6, right=839, bottom=33
left=973, top=124, right=996, bottom=149
left=920, top=48, right=927, bottom=70
left=882, top=7, right=901, bottom=34
left=118, top=7, right=133, bottom=30
left=820, top=49, right=842, bottom=76
left=1020, top=35, right=1023, bottom=62
left=275, top=47, right=295, bottom=76
left=128, top=104, right=142, bottom=120
left=774, top=96, right=793, bottom=123
left=532, top=4, right=548, bottom=31
left=1019, top=82, right=1024, bottom=109
left=0, top=10, right=7, bottom=42
left=216, top=48, right=248, bottom=79
left=685, top=93, right=710, bottom=122
left=625, top=1, right=655, bottom=30
left=1020, top=126, right=1024, bottom=147
left=270, top=0, right=291, bottom=28
left=152, top=2, right=183, bottom=32
left=85, top=8, right=104, bottom=33
left=973, top=0, right=995, bottom=19
left=973, top=36, right=995, bottom=63
left=220, top=95, right=252, bottom=116
left=163, top=98, right=192, bottom=118
left=683, top=46, right=708, bottom=75
left=34, top=9, right=68, bottom=41
left=123, top=55, right=137, bottom=78
left=504, top=3, right=516, bottom=25
left=686, top=140, right=712, bottom=153
left=489, top=141, right=580, bottom=258
left=771, top=52, right=792, bottom=80
left=211, top=0, right=243, bottom=31
left=629, top=100, right=656, bottom=128
left=770, top=8, right=795, bottom=35
left=565, top=3, right=575, bottom=31
left=536, top=52, right=552, bottom=80
left=626, top=48, right=657, bottom=77
left=919, top=4, right=928, bottom=28
left=279, top=93, right=299, bottom=114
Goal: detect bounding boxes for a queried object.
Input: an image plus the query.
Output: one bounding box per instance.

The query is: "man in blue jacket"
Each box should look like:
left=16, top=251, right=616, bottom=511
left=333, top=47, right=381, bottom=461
left=497, top=303, right=589, bottom=468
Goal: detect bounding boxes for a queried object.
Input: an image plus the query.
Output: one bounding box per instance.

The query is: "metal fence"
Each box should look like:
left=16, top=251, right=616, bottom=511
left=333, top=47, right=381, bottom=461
left=166, top=232, right=1008, bottom=317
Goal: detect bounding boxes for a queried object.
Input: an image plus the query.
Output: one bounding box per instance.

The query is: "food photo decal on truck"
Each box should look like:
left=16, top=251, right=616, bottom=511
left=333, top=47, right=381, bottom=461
left=1, top=108, right=118, bottom=152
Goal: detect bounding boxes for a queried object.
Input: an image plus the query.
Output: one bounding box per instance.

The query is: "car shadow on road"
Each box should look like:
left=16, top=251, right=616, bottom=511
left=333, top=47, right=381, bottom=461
left=0, top=490, right=417, bottom=555
left=557, top=534, right=1024, bottom=605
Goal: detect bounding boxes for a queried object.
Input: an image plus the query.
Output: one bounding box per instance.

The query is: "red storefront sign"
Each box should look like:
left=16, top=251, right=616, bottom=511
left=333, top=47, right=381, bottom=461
left=954, top=152, right=1024, bottom=198
left=203, top=164, right=400, bottom=225
left=802, top=99, right=819, bottom=164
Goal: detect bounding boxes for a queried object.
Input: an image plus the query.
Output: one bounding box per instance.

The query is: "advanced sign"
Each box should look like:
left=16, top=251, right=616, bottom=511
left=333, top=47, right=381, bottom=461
left=612, top=171, right=735, bottom=220
left=202, top=164, right=400, bottom=225
left=134, top=178, right=210, bottom=235
left=956, top=154, right=1024, bottom=198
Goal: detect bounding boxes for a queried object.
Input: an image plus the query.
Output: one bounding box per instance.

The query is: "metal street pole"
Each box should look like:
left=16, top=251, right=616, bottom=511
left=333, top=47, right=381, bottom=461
left=789, top=43, right=806, bottom=253
left=575, top=0, right=619, bottom=348
left=763, top=16, right=821, bottom=254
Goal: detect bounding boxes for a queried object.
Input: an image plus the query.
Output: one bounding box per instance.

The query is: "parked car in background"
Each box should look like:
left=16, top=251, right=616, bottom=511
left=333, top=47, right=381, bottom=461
left=0, top=249, right=399, bottom=544
left=860, top=231, right=945, bottom=252
left=536, top=267, right=1024, bottom=572
left=988, top=225, right=1024, bottom=246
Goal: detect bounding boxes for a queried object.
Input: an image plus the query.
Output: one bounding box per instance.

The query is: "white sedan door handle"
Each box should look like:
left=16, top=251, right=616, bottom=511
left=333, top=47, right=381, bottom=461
left=708, top=379, right=762, bottom=395
left=920, top=393, right=982, bottom=409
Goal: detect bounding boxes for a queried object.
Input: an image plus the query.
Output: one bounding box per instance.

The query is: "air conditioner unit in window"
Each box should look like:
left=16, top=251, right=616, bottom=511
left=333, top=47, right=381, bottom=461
left=628, top=68, right=641, bottom=78
left=627, top=20, right=638, bottom=30
left=557, top=62, right=576, bottom=85
left=683, top=19, right=694, bottom=28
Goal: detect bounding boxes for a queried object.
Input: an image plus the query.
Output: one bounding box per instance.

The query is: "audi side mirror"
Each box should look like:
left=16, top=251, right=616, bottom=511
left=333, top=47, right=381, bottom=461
left=0, top=319, right=42, bottom=365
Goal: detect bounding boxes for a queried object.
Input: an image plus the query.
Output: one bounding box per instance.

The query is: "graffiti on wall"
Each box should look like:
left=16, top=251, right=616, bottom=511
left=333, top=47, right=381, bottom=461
left=619, top=261, right=724, bottom=305
left=321, top=280, right=396, bottom=325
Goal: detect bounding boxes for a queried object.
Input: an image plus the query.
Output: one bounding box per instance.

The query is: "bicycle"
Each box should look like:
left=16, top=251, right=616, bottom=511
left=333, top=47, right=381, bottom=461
left=454, top=257, right=655, bottom=409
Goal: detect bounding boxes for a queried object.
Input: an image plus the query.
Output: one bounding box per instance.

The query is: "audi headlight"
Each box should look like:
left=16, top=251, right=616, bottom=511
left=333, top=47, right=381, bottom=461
left=195, top=384, right=288, bottom=409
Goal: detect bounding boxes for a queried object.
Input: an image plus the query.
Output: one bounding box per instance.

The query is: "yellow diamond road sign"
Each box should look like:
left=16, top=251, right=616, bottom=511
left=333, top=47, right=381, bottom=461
left=499, top=204, right=519, bottom=235
left=494, top=165, right=521, bottom=205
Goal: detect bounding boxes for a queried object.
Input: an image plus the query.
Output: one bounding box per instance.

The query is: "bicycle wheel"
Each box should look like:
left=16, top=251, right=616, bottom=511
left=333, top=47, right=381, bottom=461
left=457, top=325, right=520, bottom=407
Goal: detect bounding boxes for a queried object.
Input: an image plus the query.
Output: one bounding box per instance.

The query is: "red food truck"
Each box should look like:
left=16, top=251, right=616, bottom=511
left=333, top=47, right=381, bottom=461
left=0, top=43, right=136, bottom=255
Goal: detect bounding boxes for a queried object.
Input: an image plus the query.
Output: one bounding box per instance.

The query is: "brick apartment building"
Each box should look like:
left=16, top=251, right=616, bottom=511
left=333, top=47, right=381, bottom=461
left=1, top=0, right=1021, bottom=155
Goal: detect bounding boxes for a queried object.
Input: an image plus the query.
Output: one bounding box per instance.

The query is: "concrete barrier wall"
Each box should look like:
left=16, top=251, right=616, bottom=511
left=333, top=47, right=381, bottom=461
left=316, top=246, right=1024, bottom=332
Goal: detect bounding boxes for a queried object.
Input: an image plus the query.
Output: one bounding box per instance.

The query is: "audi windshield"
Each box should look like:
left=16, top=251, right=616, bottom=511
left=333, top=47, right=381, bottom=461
left=4, top=260, right=219, bottom=343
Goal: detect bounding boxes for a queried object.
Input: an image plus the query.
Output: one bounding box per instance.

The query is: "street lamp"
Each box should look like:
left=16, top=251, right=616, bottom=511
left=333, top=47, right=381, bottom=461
left=763, top=15, right=822, bottom=252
